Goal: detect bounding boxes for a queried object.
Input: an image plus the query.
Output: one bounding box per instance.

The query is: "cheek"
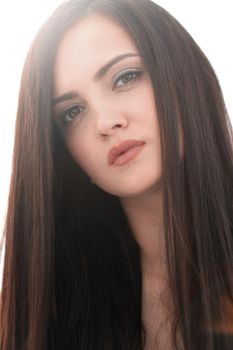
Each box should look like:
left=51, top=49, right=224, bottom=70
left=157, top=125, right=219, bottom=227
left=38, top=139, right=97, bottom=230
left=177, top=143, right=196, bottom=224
left=66, top=134, right=96, bottom=173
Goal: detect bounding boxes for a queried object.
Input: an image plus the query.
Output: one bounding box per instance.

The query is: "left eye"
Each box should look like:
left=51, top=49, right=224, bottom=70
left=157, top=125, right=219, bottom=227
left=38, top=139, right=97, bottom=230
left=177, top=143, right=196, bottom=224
left=113, top=70, right=143, bottom=89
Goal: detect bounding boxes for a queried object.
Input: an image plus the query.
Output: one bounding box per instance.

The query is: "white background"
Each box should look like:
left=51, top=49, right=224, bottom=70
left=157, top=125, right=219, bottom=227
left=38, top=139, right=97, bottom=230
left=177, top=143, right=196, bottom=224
left=0, top=1, right=232, bottom=289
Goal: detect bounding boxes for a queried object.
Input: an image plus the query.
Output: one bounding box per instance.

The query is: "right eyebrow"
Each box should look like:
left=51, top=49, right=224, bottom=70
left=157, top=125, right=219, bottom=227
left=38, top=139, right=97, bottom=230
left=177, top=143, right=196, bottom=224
left=52, top=91, right=79, bottom=106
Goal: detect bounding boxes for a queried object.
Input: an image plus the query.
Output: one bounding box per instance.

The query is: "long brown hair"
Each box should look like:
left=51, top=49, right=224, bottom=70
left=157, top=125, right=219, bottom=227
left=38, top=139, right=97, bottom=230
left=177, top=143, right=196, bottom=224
left=1, top=0, right=233, bottom=349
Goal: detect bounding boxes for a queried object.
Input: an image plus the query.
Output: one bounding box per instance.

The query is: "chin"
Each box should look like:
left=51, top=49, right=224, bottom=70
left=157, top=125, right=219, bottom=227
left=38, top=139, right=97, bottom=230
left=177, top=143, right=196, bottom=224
left=102, top=178, right=162, bottom=198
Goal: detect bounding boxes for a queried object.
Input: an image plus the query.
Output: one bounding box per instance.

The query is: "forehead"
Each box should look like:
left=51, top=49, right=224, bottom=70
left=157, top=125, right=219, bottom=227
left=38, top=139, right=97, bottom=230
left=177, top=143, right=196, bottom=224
left=53, top=13, right=138, bottom=94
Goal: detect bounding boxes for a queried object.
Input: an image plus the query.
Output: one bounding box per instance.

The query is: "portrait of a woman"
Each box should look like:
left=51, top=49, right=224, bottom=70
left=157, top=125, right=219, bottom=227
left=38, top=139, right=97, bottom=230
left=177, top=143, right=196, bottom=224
left=0, top=0, right=233, bottom=349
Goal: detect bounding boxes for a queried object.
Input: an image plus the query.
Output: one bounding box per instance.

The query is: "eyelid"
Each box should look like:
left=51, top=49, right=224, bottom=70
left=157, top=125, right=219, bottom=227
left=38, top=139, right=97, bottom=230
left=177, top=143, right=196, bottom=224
left=113, top=68, right=144, bottom=88
left=58, top=103, right=84, bottom=125
left=112, top=68, right=142, bottom=86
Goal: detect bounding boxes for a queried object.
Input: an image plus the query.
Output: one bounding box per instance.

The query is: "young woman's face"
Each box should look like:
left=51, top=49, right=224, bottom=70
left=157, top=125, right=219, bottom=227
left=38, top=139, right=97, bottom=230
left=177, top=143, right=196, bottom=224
left=53, top=13, right=162, bottom=198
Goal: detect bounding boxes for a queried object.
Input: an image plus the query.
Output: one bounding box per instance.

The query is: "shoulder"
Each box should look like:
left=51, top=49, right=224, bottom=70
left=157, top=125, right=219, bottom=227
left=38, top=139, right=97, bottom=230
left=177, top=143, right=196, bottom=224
left=202, top=297, right=233, bottom=349
left=213, top=296, right=233, bottom=334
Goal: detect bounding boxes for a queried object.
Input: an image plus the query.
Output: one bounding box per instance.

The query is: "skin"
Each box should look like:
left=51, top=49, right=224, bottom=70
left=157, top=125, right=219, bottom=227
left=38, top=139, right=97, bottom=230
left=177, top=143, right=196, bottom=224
left=53, top=13, right=173, bottom=348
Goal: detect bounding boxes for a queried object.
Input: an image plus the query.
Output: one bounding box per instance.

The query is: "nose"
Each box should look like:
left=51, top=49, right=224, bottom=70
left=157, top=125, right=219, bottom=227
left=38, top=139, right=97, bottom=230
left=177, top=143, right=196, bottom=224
left=96, top=113, right=128, bottom=137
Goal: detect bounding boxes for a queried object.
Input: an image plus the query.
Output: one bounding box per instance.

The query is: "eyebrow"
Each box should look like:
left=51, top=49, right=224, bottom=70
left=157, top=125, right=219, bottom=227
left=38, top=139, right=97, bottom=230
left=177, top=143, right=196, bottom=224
left=52, top=52, right=140, bottom=106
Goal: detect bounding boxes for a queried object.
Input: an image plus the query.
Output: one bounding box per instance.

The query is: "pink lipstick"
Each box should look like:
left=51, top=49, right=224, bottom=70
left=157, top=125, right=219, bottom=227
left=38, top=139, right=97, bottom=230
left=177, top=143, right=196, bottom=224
left=108, top=140, right=145, bottom=166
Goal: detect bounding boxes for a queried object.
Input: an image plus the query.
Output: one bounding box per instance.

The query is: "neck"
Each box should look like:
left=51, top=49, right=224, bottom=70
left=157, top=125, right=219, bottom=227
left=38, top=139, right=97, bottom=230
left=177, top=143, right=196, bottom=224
left=120, top=187, right=168, bottom=285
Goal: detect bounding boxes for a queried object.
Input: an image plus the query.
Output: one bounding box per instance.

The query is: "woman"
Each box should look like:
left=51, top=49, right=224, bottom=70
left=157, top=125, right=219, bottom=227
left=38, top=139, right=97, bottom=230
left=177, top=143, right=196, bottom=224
left=0, top=0, right=233, bottom=349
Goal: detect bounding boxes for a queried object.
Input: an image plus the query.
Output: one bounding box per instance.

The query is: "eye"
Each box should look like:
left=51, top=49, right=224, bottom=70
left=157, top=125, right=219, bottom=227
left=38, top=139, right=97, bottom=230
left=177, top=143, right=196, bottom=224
left=113, top=70, right=143, bottom=89
left=60, top=105, right=85, bottom=124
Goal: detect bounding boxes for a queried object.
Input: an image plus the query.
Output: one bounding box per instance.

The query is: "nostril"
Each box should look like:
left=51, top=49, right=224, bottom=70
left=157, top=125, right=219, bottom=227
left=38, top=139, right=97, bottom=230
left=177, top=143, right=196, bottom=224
left=116, top=124, right=122, bottom=128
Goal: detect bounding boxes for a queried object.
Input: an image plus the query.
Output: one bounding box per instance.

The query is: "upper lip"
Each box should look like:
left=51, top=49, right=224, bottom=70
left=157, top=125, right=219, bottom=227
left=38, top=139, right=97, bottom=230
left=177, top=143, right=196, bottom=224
left=108, top=139, right=145, bottom=165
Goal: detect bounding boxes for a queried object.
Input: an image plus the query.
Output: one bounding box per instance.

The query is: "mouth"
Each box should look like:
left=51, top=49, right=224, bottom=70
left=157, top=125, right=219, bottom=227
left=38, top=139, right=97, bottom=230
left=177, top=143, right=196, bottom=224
left=108, top=140, right=146, bottom=166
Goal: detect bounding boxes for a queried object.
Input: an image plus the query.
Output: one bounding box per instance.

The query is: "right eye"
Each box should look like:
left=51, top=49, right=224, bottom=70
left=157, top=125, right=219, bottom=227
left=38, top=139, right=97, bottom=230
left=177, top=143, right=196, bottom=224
left=60, top=105, right=85, bottom=124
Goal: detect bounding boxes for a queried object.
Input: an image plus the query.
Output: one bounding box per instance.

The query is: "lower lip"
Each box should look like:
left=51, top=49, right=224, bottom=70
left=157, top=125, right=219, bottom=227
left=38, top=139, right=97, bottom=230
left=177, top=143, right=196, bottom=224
left=112, top=144, right=145, bottom=166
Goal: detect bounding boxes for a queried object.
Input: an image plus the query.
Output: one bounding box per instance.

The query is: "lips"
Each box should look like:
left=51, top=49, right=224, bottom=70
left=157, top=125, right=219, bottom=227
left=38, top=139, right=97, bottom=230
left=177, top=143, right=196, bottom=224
left=108, top=139, right=145, bottom=165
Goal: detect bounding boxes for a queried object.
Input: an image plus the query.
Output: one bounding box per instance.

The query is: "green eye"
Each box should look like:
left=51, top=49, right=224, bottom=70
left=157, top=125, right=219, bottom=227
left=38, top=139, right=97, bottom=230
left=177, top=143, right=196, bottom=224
left=113, top=70, right=143, bottom=89
left=61, top=105, right=85, bottom=124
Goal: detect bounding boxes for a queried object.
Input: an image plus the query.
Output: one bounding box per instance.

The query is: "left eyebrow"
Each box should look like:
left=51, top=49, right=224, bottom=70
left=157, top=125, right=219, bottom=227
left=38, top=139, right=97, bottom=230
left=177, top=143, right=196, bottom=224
left=93, top=52, right=140, bottom=81
left=52, top=52, right=140, bottom=106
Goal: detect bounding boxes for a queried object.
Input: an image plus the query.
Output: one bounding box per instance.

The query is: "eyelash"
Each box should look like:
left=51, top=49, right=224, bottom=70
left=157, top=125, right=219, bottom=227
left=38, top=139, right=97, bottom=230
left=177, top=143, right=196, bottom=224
left=59, top=69, right=143, bottom=125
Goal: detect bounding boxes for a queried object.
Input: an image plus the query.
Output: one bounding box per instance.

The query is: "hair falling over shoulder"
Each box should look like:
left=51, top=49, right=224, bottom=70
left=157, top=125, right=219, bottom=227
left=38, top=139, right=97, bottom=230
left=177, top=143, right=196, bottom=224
left=0, top=0, right=233, bottom=349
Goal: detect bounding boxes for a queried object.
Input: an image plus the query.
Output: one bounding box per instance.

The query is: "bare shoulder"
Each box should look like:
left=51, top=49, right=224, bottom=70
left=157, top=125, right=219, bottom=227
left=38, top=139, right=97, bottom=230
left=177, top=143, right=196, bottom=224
left=214, top=297, right=233, bottom=334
